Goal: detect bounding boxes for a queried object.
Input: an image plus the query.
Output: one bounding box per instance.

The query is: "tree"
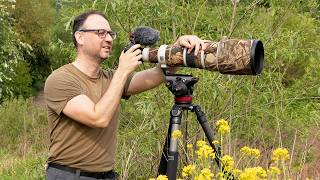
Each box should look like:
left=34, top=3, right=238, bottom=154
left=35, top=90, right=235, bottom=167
left=0, top=0, right=32, bottom=101
left=13, top=0, right=56, bottom=89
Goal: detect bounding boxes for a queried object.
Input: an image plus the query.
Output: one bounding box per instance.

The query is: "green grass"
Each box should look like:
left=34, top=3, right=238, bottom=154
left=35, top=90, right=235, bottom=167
left=0, top=152, right=47, bottom=180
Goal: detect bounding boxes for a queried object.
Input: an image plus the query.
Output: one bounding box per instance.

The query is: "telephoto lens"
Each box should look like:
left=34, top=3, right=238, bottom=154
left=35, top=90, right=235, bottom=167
left=141, top=39, right=264, bottom=75
left=124, top=26, right=264, bottom=75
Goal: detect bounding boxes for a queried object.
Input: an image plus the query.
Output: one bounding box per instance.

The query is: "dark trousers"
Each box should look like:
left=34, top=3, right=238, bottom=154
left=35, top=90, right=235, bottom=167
left=46, top=165, right=118, bottom=180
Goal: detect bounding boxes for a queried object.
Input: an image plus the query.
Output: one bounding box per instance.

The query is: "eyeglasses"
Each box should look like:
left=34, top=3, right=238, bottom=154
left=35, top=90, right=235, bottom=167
left=78, top=29, right=117, bottom=39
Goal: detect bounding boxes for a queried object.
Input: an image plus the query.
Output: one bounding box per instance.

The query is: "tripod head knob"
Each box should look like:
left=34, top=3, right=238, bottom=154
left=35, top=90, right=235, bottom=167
left=165, top=74, right=198, bottom=97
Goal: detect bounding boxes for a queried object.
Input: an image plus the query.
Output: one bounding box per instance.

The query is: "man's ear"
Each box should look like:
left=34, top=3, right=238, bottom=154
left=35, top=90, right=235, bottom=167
left=74, top=31, right=84, bottom=46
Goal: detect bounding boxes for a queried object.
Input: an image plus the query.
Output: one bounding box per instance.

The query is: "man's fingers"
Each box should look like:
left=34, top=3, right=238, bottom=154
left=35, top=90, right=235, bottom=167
left=188, top=40, right=196, bottom=53
left=180, top=40, right=191, bottom=49
left=194, top=41, right=201, bottom=56
left=127, top=44, right=141, bottom=53
left=178, top=35, right=206, bottom=56
left=132, top=49, right=142, bottom=56
left=133, top=55, right=143, bottom=62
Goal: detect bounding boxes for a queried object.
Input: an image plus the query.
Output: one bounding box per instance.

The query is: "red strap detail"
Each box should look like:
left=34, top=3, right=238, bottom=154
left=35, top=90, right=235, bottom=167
left=175, top=96, right=192, bottom=102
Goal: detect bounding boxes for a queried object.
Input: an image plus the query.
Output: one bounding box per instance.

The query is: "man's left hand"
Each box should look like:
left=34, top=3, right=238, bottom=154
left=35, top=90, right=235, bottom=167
left=173, top=35, right=206, bottom=56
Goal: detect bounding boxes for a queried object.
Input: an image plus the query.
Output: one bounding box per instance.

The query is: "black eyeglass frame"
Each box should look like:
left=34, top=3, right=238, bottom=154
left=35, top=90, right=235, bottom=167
left=78, top=29, right=117, bottom=39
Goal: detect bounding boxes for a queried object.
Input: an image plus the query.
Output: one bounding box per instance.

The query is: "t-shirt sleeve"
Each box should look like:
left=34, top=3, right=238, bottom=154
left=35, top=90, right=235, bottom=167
left=44, top=72, right=82, bottom=115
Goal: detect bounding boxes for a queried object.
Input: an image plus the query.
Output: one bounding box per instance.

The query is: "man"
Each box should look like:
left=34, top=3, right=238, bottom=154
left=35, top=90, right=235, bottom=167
left=45, top=10, right=205, bottom=180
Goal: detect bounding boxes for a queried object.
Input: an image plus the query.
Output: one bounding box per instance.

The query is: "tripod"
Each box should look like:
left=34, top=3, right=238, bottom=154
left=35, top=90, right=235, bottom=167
left=157, top=74, right=232, bottom=180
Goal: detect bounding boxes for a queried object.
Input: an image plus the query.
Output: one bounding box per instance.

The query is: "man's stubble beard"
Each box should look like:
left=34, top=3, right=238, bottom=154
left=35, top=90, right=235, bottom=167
left=83, top=47, right=108, bottom=64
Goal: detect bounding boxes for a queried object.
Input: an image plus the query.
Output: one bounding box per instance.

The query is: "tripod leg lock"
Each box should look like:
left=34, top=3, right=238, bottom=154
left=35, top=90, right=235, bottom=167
left=170, top=105, right=183, bottom=124
left=192, top=105, right=207, bottom=123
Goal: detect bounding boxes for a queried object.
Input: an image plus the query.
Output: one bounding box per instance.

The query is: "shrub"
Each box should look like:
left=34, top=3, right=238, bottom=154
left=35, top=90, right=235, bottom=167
left=0, top=0, right=33, bottom=101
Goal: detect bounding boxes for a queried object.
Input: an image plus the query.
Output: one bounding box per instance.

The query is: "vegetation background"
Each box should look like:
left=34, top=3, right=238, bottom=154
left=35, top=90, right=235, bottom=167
left=0, top=0, right=319, bottom=179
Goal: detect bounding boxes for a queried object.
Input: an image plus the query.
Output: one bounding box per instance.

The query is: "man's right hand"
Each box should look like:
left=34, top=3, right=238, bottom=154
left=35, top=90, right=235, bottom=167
left=118, top=44, right=142, bottom=75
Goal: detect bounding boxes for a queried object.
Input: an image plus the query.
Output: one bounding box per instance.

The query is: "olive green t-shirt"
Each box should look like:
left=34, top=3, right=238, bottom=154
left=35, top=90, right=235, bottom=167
left=44, top=63, right=133, bottom=172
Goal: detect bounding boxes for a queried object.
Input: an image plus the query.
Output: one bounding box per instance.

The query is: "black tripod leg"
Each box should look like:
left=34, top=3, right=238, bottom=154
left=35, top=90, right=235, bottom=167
left=193, top=105, right=221, bottom=163
left=158, top=105, right=183, bottom=180
left=158, top=122, right=172, bottom=176
left=167, top=123, right=180, bottom=180
left=193, top=105, right=235, bottom=180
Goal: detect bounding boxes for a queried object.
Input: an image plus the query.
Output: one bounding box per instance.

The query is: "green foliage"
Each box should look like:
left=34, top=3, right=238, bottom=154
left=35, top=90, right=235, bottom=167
left=13, top=0, right=56, bottom=86
left=14, top=0, right=55, bottom=47
left=0, top=1, right=33, bottom=101
left=45, top=0, right=89, bottom=70
left=6, top=60, right=33, bottom=98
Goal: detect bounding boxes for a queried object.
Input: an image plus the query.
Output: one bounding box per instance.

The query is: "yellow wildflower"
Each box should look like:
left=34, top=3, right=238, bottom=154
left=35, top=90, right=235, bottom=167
left=187, top=144, right=193, bottom=149
left=239, top=167, right=267, bottom=180
left=197, top=140, right=207, bottom=148
left=272, top=148, right=289, bottom=161
left=251, top=149, right=261, bottom=158
left=182, top=164, right=196, bottom=177
left=218, top=125, right=230, bottom=135
left=172, top=130, right=182, bottom=139
left=240, top=146, right=251, bottom=155
left=210, top=152, right=216, bottom=158
left=216, top=119, right=228, bottom=126
left=267, top=166, right=281, bottom=175
left=216, top=119, right=230, bottom=135
left=240, top=146, right=261, bottom=158
left=216, top=172, right=227, bottom=180
left=217, top=172, right=225, bottom=180
left=149, top=175, right=168, bottom=180
left=194, top=168, right=214, bottom=180
left=221, top=155, right=234, bottom=172
left=196, top=144, right=214, bottom=159
left=256, top=167, right=267, bottom=179
left=155, top=175, right=168, bottom=180
left=213, top=140, right=219, bottom=145
left=233, top=169, right=242, bottom=176
left=201, top=168, right=214, bottom=177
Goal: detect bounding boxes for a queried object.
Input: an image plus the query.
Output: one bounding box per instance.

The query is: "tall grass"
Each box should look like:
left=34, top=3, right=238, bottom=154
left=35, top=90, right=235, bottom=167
left=0, top=98, right=48, bottom=179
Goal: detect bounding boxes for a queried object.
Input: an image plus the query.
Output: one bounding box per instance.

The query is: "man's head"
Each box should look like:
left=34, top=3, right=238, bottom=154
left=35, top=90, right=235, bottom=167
left=73, top=10, right=116, bottom=60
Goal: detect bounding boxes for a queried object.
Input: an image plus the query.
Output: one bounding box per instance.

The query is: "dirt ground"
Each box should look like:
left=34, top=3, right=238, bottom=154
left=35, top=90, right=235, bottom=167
left=34, top=88, right=45, bottom=108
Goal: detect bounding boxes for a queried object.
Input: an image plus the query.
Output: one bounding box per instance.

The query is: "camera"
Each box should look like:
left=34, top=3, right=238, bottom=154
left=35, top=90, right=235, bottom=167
left=125, top=27, right=264, bottom=75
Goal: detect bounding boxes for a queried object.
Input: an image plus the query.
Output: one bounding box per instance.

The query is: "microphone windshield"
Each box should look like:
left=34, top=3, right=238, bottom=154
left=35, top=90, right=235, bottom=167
left=130, top=26, right=160, bottom=46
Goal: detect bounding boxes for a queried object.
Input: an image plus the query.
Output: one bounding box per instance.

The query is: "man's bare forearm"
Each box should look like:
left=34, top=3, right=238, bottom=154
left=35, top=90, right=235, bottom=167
left=92, top=69, right=129, bottom=127
left=127, top=64, right=165, bottom=95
